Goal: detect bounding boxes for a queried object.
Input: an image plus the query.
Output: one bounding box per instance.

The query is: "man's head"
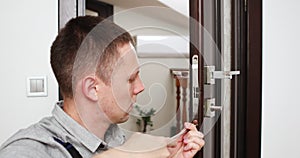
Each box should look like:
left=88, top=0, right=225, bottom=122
left=51, top=16, right=134, bottom=99
left=50, top=16, right=144, bottom=127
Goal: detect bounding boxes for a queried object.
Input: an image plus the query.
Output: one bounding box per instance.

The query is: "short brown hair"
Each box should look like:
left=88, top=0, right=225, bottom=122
left=50, top=16, right=133, bottom=98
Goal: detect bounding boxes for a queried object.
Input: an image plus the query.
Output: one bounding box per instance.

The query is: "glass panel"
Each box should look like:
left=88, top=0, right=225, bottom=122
left=111, top=6, right=191, bottom=138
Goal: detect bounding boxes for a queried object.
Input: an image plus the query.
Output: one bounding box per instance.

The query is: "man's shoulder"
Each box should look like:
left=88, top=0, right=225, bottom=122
left=0, top=116, right=69, bottom=157
left=0, top=136, right=53, bottom=158
left=0, top=116, right=60, bottom=151
left=1, top=117, right=51, bottom=145
left=0, top=134, right=69, bottom=158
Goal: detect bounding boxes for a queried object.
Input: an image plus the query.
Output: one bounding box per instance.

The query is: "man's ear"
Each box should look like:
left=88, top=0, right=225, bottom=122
left=82, top=76, right=99, bottom=101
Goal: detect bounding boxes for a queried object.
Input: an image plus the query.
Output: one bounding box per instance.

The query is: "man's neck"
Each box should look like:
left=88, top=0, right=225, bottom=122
left=62, top=98, right=110, bottom=140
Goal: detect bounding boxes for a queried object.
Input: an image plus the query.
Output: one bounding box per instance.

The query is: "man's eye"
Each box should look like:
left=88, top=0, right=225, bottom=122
left=129, top=78, right=135, bottom=82
left=129, top=72, right=139, bottom=83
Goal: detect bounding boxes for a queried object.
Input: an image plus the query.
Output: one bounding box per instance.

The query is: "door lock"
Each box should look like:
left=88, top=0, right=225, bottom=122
left=204, top=66, right=240, bottom=84
left=204, top=98, right=222, bottom=118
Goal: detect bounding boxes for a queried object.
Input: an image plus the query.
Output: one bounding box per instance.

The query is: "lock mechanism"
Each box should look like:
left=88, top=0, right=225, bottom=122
left=204, top=66, right=240, bottom=85
left=204, top=98, right=222, bottom=118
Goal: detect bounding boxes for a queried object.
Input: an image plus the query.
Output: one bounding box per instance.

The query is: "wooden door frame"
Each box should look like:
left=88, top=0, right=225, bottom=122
left=231, top=0, right=262, bottom=158
left=244, top=0, right=262, bottom=157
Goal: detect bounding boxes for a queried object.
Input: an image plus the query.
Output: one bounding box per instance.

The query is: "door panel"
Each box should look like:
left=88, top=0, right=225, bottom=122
left=190, top=0, right=238, bottom=158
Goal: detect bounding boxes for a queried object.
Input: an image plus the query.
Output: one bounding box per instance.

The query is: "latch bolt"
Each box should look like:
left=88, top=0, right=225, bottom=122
left=205, top=66, right=240, bottom=84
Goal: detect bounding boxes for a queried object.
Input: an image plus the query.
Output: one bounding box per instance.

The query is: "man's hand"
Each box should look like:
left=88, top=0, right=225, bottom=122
left=168, top=122, right=205, bottom=158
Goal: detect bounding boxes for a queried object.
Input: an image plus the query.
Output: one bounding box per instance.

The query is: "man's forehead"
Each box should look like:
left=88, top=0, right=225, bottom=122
left=118, top=42, right=136, bottom=55
left=119, top=43, right=138, bottom=62
left=114, top=43, right=139, bottom=73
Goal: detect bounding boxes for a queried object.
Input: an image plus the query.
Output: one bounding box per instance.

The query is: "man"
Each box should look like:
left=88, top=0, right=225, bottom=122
left=0, top=16, right=204, bottom=157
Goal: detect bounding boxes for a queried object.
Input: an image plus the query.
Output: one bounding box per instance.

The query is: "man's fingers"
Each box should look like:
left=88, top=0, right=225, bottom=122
left=183, top=143, right=201, bottom=152
left=182, top=124, right=205, bottom=154
left=184, top=130, right=204, bottom=140
left=192, top=120, right=199, bottom=126
left=183, top=134, right=205, bottom=147
left=184, top=122, right=200, bottom=132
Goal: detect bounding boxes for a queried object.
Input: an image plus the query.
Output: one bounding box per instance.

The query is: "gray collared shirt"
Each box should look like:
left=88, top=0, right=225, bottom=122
left=0, top=101, right=125, bottom=158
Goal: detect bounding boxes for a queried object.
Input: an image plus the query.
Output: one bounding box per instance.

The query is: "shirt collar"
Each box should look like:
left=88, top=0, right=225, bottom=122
left=52, top=101, right=103, bottom=152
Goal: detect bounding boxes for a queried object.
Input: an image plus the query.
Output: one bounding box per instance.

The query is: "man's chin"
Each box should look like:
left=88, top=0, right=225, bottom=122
left=117, top=114, right=130, bottom=124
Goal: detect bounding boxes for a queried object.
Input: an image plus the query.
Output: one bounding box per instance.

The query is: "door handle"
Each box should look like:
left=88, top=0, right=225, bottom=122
left=192, top=55, right=199, bottom=99
left=191, top=55, right=199, bottom=118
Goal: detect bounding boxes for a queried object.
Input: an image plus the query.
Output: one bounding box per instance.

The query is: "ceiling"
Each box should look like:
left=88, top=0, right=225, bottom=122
left=97, top=0, right=188, bottom=30
left=98, top=0, right=167, bottom=9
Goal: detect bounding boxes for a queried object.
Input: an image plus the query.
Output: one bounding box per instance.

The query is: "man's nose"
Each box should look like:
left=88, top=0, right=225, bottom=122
left=133, top=77, right=145, bottom=95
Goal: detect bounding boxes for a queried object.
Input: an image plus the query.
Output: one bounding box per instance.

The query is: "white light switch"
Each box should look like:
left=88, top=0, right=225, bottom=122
left=27, top=76, right=47, bottom=97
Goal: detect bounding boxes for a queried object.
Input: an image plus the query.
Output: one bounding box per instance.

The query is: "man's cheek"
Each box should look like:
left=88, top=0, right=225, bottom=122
left=112, top=86, right=131, bottom=109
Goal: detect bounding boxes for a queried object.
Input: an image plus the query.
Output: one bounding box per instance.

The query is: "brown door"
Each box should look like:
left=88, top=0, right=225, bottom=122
left=190, top=0, right=240, bottom=157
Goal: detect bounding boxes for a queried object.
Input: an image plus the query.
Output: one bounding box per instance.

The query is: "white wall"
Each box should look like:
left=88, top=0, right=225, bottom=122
left=0, top=1, right=58, bottom=144
left=0, top=1, right=187, bottom=143
left=262, top=0, right=300, bottom=157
